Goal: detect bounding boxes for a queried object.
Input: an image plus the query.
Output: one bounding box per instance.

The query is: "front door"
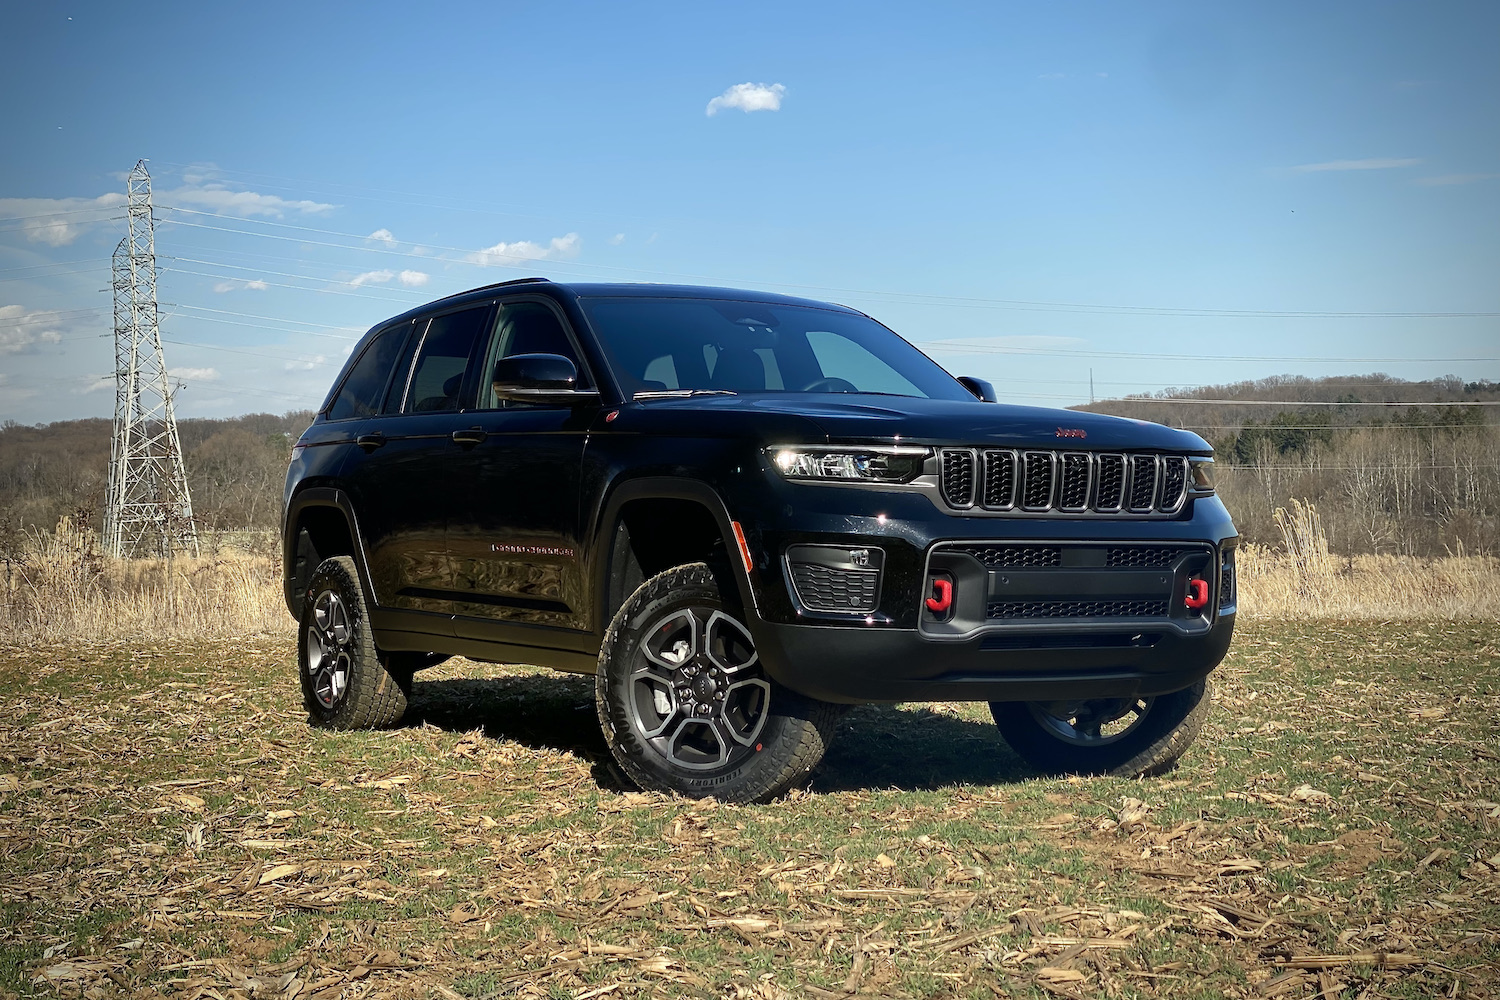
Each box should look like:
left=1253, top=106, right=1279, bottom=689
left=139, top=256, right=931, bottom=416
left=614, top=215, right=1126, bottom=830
left=447, top=297, right=597, bottom=639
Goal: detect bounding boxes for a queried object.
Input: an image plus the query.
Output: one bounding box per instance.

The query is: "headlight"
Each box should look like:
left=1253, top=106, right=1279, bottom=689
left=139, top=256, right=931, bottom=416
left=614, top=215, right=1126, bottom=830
left=1189, top=458, right=1216, bottom=493
left=769, top=445, right=929, bottom=484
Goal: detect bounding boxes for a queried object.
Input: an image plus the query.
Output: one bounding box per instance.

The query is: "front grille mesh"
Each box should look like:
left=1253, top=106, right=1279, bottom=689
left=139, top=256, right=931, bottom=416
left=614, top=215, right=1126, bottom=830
left=789, top=563, right=880, bottom=613
left=1220, top=556, right=1236, bottom=610
left=955, top=545, right=1062, bottom=567
left=988, top=599, right=1170, bottom=620
left=940, top=450, right=975, bottom=507
left=1105, top=547, right=1179, bottom=568
left=981, top=451, right=1016, bottom=507
left=941, top=449, right=1192, bottom=516
left=1021, top=452, right=1054, bottom=509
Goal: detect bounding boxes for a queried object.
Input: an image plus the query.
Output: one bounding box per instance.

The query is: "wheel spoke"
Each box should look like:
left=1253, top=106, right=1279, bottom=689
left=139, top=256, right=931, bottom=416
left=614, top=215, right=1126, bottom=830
left=667, top=717, right=729, bottom=769
left=704, top=610, right=757, bottom=673
left=720, top=677, right=770, bottom=746
left=643, top=609, right=700, bottom=670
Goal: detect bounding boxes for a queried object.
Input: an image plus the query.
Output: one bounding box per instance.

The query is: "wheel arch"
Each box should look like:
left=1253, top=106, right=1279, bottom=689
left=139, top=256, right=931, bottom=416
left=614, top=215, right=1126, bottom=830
left=590, top=478, right=758, bottom=636
left=283, top=487, right=378, bottom=620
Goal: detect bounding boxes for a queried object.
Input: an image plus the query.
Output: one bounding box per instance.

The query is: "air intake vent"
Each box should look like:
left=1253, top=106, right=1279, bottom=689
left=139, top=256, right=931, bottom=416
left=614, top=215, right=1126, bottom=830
left=1220, top=552, right=1236, bottom=610
left=1105, top=547, right=1179, bottom=568
left=988, top=599, right=1170, bottom=620
left=786, top=545, right=884, bottom=614
left=954, top=545, right=1062, bottom=568
left=940, top=450, right=976, bottom=508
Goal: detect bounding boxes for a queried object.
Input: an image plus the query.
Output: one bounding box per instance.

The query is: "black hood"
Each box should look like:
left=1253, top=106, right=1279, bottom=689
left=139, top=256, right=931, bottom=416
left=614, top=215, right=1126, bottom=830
left=629, top=394, right=1211, bottom=453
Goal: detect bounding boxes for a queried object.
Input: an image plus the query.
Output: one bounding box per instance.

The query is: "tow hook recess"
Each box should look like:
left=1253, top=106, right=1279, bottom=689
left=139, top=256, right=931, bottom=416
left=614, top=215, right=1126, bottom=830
left=1184, top=578, right=1209, bottom=610
left=925, top=578, right=953, bottom=614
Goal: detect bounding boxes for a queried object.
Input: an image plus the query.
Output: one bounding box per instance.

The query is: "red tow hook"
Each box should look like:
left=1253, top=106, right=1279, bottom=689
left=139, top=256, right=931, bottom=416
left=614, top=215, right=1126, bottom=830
left=925, top=578, right=953, bottom=614
left=1184, top=578, right=1210, bottom=610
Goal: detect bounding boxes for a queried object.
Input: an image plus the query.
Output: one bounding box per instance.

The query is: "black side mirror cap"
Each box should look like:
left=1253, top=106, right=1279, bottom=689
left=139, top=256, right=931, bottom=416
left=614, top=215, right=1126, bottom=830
left=492, top=353, right=599, bottom=404
left=957, top=376, right=998, bottom=403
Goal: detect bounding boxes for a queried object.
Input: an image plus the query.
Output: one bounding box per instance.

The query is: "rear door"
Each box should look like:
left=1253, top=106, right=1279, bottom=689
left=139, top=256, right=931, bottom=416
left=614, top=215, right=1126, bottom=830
left=338, top=304, right=493, bottom=621
left=447, top=296, right=598, bottom=639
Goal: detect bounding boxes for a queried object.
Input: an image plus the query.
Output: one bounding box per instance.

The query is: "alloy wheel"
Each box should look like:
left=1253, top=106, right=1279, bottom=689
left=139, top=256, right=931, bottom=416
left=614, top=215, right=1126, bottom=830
left=627, top=607, right=770, bottom=771
left=306, top=588, right=354, bottom=710
left=1028, top=696, right=1155, bottom=747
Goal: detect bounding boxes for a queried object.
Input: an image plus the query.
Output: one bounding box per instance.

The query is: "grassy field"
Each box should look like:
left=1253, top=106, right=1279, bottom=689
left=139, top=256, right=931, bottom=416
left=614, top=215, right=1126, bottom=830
left=3, top=619, right=1498, bottom=999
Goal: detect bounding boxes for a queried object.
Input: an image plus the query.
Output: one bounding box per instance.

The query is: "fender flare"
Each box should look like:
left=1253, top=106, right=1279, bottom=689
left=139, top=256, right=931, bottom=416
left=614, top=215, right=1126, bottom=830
left=588, top=476, right=759, bottom=635
left=282, top=487, right=379, bottom=618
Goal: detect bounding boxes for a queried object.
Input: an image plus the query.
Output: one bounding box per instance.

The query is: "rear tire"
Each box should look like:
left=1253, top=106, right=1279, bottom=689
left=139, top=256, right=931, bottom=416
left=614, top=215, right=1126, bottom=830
left=990, top=680, right=1211, bottom=777
left=596, top=562, right=840, bottom=803
left=298, top=556, right=409, bottom=730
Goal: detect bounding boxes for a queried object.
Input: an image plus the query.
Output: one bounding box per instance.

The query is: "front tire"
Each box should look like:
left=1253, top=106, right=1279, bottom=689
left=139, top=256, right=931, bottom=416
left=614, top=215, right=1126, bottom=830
left=990, top=680, right=1211, bottom=777
left=596, top=563, right=840, bottom=803
left=299, top=556, right=409, bottom=730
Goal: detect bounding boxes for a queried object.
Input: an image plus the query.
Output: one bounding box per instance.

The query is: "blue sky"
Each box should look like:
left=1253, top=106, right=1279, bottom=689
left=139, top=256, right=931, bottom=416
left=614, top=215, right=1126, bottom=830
left=1, top=0, right=1496, bottom=423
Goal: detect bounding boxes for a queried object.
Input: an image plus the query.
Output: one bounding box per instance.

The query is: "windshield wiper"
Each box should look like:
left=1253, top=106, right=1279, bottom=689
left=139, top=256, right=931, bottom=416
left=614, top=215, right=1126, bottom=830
left=633, top=389, right=738, bottom=399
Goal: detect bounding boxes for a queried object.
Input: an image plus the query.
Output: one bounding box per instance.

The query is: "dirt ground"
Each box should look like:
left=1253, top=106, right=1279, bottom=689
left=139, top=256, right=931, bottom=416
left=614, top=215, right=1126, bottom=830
left=2, top=619, right=1497, bottom=999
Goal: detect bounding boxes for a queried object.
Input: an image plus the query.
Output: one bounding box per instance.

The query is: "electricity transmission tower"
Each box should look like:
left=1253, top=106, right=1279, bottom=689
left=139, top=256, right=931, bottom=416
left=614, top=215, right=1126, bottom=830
left=103, top=161, right=198, bottom=559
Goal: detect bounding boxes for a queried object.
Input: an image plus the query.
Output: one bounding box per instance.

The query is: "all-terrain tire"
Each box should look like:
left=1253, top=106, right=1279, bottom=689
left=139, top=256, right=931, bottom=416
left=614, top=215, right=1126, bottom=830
left=596, top=562, right=840, bottom=803
left=990, top=680, right=1212, bottom=778
left=298, top=555, right=409, bottom=730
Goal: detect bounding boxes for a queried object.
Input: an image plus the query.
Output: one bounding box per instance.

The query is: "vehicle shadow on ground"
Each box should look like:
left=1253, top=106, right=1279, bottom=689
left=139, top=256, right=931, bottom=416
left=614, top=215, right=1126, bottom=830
left=404, top=675, right=1037, bottom=794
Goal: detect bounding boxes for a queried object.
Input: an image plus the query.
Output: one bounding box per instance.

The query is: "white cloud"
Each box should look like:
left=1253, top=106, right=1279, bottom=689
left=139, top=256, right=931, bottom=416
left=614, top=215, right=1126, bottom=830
left=0, top=193, right=127, bottom=246
left=367, top=228, right=397, bottom=246
left=162, top=184, right=336, bottom=217
left=212, top=278, right=269, bottom=293
left=0, top=304, right=70, bottom=353
left=169, top=367, right=220, bottom=381
left=350, top=269, right=395, bottom=287
left=609, top=233, right=625, bottom=246
left=284, top=355, right=327, bottom=372
left=78, top=375, right=113, bottom=395
left=398, top=270, right=429, bottom=287
left=467, top=233, right=580, bottom=267
left=1292, top=157, right=1422, bottom=173
left=706, top=82, right=786, bottom=116
left=1414, top=172, right=1499, bottom=186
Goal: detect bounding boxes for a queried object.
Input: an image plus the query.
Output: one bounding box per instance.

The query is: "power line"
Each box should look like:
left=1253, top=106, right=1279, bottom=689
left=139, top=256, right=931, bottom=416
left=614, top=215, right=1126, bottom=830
left=156, top=207, right=1500, bottom=321
left=922, top=341, right=1499, bottom=364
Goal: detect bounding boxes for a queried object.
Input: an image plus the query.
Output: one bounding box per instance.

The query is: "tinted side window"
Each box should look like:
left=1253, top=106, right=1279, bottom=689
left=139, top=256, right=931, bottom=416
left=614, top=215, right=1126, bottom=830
left=478, top=300, right=587, bottom=408
left=327, top=322, right=409, bottom=421
left=401, top=307, right=491, bottom=413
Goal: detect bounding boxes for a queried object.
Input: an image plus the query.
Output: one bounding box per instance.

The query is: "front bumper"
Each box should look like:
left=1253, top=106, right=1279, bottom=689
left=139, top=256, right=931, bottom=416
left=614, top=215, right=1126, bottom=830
left=731, top=480, right=1239, bottom=704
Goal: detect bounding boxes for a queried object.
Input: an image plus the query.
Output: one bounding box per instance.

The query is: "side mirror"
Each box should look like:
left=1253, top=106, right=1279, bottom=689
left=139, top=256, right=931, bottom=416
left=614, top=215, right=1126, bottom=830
left=492, top=353, right=599, bottom=404
left=957, top=376, right=998, bottom=403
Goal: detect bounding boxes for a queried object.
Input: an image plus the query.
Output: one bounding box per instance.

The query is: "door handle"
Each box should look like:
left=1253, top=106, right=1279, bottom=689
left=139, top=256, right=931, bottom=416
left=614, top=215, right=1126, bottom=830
left=356, top=432, right=386, bottom=451
left=451, top=427, right=487, bottom=446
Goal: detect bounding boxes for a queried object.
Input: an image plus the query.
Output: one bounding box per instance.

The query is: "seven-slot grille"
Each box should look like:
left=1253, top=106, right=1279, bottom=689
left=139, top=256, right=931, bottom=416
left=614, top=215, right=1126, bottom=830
left=939, top=449, right=1191, bottom=516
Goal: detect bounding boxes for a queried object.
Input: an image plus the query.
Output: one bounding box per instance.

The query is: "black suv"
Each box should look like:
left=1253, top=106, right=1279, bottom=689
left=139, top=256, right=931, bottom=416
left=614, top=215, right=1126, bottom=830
left=284, top=279, right=1236, bottom=802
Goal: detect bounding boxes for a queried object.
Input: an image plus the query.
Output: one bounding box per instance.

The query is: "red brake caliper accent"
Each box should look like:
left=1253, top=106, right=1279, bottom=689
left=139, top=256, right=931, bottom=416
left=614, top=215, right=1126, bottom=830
left=925, top=578, right=953, bottom=614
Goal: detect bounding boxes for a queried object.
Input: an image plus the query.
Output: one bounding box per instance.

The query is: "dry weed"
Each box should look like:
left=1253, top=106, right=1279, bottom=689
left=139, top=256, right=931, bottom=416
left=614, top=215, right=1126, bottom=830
left=1, top=517, right=285, bottom=642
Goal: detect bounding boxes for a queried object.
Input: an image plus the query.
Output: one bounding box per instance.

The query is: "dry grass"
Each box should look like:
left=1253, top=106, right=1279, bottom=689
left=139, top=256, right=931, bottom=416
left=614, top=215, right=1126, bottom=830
left=0, top=518, right=284, bottom=643
left=1236, top=500, right=1500, bottom=620
left=3, top=505, right=1497, bottom=646
left=2, top=620, right=1497, bottom=999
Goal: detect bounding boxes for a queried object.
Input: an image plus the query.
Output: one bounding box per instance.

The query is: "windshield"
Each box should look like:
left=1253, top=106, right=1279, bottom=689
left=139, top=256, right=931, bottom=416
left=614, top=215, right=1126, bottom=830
left=578, top=297, right=973, bottom=401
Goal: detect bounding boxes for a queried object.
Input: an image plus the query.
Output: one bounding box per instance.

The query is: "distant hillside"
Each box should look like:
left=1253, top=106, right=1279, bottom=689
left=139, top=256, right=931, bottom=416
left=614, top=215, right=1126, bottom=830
left=0, top=411, right=314, bottom=555
left=1075, top=374, right=1498, bottom=453
left=1075, top=374, right=1500, bottom=557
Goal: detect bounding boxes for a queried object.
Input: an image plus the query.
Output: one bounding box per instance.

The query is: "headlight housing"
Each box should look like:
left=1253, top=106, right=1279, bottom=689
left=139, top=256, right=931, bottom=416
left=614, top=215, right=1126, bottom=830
left=769, top=445, right=929, bottom=484
left=1189, top=457, right=1216, bottom=494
